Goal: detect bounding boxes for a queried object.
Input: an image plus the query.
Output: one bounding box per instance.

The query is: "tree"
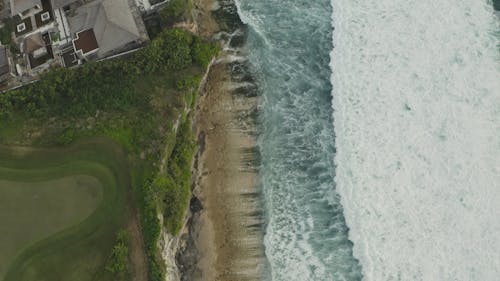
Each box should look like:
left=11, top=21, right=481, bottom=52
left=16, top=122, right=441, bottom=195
left=159, top=0, right=189, bottom=26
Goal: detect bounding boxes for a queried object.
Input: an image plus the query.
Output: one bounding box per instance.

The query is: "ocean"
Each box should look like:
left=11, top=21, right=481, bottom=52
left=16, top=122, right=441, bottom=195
left=234, top=0, right=362, bottom=280
left=330, top=0, right=500, bottom=280
left=234, top=0, right=500, bottom=280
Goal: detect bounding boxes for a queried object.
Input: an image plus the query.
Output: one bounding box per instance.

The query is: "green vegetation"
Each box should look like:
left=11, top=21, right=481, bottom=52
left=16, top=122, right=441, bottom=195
left=138, top=178, right=164, bottom=281
left=145, top=0, right=193, bottom=38
left=161, top=117, right=196, bottom=235
left=137, top=77, right=201, bottom=281
left=0, top=175, right=102, bottom=279
left=192, top=36, right=219, bottom=68
left=0, top=28, right=217, bottom=121
left=0, top=20, right=12, bottom=46
left=106, top=230, right=130, bottom=276
left=160, top=0, right=193, bottom=26
left=0, top=140, right=130, bottom=281
left=0, top=27, right=219, bottom=281
left=0, top=19, right=21, bottom=56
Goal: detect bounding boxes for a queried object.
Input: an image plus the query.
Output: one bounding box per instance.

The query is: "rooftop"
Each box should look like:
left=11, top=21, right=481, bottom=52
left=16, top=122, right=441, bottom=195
left=61, top=47, right=78, bottom=67
left=50, top=0, right=78, bottom=9
left=73, top=28, right=98, bottom=55
left=24, top=32, right=53, bottom=69
left=10, top=0, right=42, bottom=16
left=68, top=0, right=145, bottom=58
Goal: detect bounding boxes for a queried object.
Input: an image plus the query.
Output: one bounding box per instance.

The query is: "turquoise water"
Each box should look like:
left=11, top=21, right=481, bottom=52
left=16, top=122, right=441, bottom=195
left=234, top=0, right=362, bottom=280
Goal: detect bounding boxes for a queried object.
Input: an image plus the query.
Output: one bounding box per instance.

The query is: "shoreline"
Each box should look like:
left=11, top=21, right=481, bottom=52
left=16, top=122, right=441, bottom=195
left=192, top=60, right=264, bottom=281
left=177, top=1, right=266, bottom=280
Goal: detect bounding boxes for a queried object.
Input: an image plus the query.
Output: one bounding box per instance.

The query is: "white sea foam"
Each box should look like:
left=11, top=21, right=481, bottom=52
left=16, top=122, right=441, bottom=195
left=331, top=0, right=500, bottom=280
left=235, top=0, right=363, bottom=279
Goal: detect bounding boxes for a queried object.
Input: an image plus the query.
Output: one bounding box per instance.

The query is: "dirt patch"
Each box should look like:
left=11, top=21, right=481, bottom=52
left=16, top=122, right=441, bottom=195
left=192, top=0, right=221, bottom=36
left=126, top=211, right=148, bottom=281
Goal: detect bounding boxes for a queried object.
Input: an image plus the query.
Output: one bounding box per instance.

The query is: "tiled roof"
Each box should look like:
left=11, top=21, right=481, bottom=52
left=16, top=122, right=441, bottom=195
left=68, top=0, right=141, bottom=57
left=73, top=29, right=99, bottom=54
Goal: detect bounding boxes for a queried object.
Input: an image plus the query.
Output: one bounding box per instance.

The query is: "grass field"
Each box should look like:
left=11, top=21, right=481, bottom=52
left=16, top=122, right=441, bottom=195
left=0, top=175, right=102, bottom=279
left=0, top=139, right=133, bottom=281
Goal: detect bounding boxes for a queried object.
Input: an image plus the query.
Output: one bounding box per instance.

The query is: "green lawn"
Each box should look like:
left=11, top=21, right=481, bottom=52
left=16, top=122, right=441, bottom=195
left=0, top=175, right=102, bottom=279
left=0, top=139, right=132, bottom=281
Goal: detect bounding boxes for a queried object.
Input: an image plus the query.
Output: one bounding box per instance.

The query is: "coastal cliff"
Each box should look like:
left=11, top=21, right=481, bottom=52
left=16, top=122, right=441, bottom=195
left=156, top=54, right=215, bottom=281
left=161, top=0, right=267, bottom=280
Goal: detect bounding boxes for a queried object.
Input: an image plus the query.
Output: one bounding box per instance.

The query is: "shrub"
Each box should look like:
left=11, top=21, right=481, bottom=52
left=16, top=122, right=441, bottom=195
left=191, top=37, right=219, bottom=67
left=160, top=0, right=190, bottom=25
left=162, top=117, right=195, bottom=235
left=138, top=179, right=165, bottom=281
left=106, top=230, right=129, bottom=275
left=0, top=28, right=218, bottom=122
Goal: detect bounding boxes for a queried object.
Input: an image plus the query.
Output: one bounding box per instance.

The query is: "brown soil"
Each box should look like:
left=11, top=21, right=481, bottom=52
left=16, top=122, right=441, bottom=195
left=192, top=0, right=221, bottom=36
left=127, top=210, right=148, bottom=281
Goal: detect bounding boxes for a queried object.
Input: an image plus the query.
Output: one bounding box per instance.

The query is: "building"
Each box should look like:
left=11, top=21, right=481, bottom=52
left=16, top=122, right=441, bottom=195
left=12, top=0, right=54, bottom=38
left=2, top=0, right=148, bottom=85
left=23, top=32, right=53, bottom=70
left=68, top=0, right=148, bottom=59
left=10, top=0, right=43, bottom=18
left=0, top=46, right=14, bottom=82
left=50, top=0, right=78, bottom=10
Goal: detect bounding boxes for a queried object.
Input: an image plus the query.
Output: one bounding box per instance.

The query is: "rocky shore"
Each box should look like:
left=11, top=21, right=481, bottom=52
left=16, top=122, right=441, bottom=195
left=175, top=0, right=267, bottom=280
